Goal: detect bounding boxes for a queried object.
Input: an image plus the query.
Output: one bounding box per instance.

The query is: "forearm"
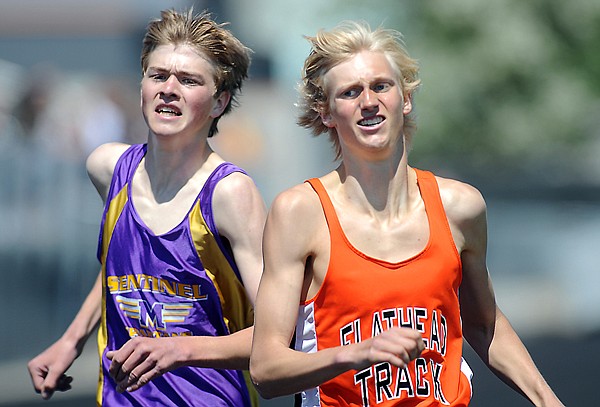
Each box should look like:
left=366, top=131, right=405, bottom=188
left=250, top=341, right=353, bottom=399
left=61, top=272, right=102, bottom=354
left=180, top=327, right=254, bottom=371
left=27, top=271, right=102, bottom=399
left=107, top=326, right=257, bottom=393
left=469, top=310, right=563, bottom=406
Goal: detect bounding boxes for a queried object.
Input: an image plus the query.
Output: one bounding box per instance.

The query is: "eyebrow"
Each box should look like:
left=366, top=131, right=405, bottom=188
left=146, top=66, right=207, bottom=79
left=335, top=76, right=396, bottom=91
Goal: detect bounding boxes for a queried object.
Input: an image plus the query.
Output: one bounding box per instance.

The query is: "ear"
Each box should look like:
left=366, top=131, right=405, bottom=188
left=402, top=93, right=413, bottom=115
left=211, top=91, right=231, bottom=118
left=320, top=111, right=335, bottom=128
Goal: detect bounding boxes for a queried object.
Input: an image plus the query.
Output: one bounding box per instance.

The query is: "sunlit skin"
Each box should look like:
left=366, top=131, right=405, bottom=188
left=321, top=50, right=413, bottom=163
left=141, top=44, right=229, bottom=146
left=27, top=13, right=268, bottom=404
left=250, top=41, right=565, bottom=405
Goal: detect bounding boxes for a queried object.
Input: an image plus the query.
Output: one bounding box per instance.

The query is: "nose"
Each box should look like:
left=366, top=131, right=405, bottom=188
left=359, top=88, right=378, bottom=109
left=160, top=74, right=180, bottom=97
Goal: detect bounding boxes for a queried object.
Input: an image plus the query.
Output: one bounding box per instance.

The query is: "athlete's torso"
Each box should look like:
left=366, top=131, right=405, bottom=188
left=96, top=143, right=256, bottom=407
left=295, top=169, right=472, bottom=407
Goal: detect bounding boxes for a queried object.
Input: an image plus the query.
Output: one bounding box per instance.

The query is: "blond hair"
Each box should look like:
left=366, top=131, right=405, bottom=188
left=298, top=21, right=420, bottom=159
left=141, top=8, right=251, bottom=137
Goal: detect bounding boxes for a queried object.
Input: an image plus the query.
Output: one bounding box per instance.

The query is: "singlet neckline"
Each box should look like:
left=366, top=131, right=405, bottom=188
left=308, top=169, right=435, bottom=269
left=127, top=154, right=230, bottom=238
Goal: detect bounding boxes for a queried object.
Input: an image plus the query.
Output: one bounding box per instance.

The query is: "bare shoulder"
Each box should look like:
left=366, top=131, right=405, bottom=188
left=267, top=182, right=326, bottom=247
left=213, top=171, right=260, bottom=201
left=269, top=182, right=322, bottom=223
left=434, top=175, right=489, bottom=254
left=212, top=170, right=267, bottom=239
left=86, top=142, right=130, bottom=177
left=212, top=170, right=265, bottom=216
left=86, top=142, right=130, bottom=200
left=435, top=175, right=487, bottom=226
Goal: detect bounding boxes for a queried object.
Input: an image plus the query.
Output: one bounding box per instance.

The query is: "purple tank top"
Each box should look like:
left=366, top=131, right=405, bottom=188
left=95, top=144, right=256, bottom=406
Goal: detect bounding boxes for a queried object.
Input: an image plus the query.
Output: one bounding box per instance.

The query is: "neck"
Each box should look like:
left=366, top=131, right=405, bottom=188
left=143, top=136, right=213, bottom=201
left=334, top=145, right=414, bottom=216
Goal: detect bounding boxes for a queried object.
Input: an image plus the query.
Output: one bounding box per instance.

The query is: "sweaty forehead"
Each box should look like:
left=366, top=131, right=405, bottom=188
left=323, top=51, right=399, bottom=91
left=147, top=44, right=216, bottom=76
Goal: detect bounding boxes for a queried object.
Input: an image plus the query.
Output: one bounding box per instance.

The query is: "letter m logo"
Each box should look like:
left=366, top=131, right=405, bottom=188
left=116, top=295, right=193, bottom=331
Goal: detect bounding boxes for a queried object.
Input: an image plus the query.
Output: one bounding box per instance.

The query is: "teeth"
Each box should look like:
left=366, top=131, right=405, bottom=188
left=359, top=117, right=383, bottom=126
left=157, top=107, right=181, bottom=116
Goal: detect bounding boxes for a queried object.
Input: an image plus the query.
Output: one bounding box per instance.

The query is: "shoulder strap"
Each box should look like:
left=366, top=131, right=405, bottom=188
left=198, top=162, right=248, bottom=277
left=414, top=169, right=445, bottom=222
left=199, top=162, right=247, bottom=234
left=105, top=143, right=146, bottom=202
left=305, top=178, right=344, bottom=238
left=97, top=143, right=146, bottom=262
left=414, top=168, right=460, bottom=259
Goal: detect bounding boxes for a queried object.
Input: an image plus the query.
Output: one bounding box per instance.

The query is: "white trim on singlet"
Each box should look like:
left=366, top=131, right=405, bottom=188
left=295, top=302, right=321, bottom=407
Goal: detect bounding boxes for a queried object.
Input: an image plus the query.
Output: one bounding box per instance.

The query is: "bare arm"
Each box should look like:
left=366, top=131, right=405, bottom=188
left=250, top=185, right=424, bottom=399
left=443, top=178, right=564, bottom=406
left=86, top=142, right=130, bottom=201
left=107, top=329, right=255, bottom=392
left=27, top=142, right=129, bottom=399
left=212, top=171, right=267, bottom=304
left=28, top=271, right=102, bottom=399
left=107, top=170, right=267, bottom=392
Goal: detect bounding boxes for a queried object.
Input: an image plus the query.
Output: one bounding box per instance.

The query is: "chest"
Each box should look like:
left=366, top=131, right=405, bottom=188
left=335, top=203, right=430, bottom=264
left=306, top=192, right=462, bottom=298
left=311, top=205, right=463, bottom=335
left=129, top=172, right=206, bottom=236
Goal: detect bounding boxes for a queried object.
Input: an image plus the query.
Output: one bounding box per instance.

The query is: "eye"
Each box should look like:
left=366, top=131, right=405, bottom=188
left=181, top=78, right=199, bottom=86
left=149, top=73, right=167, bottom=82
left=373, top=82, right=392, bottom=92
left=340, top=88, right=360, bottom=99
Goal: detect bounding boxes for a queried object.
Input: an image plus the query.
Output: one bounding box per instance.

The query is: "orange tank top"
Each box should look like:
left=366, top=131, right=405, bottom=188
left=294, top=169, right=473, bottom=407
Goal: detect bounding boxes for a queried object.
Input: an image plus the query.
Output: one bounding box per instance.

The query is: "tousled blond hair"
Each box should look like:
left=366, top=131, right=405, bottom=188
left=298, top=21, right=420, bottom=159
left=141, top=8, right=251, bottom=137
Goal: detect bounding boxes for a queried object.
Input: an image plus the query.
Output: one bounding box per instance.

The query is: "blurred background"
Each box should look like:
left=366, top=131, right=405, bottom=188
left=1, top=0, right=598, bottom=405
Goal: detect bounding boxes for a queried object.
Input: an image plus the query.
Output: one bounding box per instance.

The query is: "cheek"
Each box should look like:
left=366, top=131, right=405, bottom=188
left=140, top=95, right=151, bottom=119
left=190, top=95, right=215, bottom=114
left=140, top=84, right=154, bottom=109
left=330, top=105, right=356, bottom=127
left=186, top=94, right=219, bottom=123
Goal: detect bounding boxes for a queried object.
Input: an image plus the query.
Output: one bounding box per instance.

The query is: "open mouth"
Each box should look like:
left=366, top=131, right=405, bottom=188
left=156, top=106, right=182, bottom=117
left=358, top=116, right=384, bottom=127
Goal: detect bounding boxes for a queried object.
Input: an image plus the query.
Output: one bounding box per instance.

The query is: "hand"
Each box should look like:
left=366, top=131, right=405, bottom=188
left=352, top=327, right=425, bottom=371
left=107, top=337, right=183, bottom=392
left=27, top=339, right=79, bottom=400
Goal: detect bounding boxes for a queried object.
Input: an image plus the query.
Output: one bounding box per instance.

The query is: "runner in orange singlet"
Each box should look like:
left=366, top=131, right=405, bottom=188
left=250, top=21, right=564, bottom=407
